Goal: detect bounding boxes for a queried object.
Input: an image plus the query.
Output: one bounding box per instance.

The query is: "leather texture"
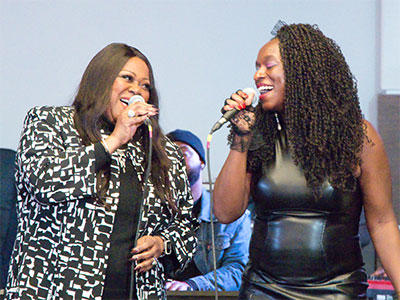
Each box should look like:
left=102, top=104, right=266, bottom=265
left=241, top=131, right=367, bottom=299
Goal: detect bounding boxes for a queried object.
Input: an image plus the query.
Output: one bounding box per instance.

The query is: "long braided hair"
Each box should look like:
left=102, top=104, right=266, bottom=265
left=72, top=43, right=177, bottom=212
left=248, top=23, right=365, bottom=197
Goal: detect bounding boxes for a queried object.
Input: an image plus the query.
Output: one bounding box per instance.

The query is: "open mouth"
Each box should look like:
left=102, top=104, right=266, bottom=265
left=120, top=98, right=129, bottom=105
left=258, top=85, right=274, bottom=95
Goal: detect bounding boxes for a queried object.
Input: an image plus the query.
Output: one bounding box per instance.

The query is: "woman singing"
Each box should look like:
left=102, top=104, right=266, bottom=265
left=6, top=43, right=197, bottom=300
left=213, top=22, right=400, bottom=299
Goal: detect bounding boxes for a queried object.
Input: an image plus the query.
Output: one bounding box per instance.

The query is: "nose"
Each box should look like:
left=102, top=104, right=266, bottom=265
left=254, top=66, right=266, bottom=81
left=128, top=82, right=141, bottom=95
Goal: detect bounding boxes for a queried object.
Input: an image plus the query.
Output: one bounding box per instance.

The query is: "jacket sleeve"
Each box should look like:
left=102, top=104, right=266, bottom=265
left=16, top=106, right=99, bottom=205
left=187, top=210, right=252, bottom=291
left=156, top=145, right=198, bottom=274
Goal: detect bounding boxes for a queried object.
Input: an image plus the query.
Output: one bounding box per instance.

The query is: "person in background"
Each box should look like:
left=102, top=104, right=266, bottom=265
left=213, top=22, right=400, bottom=299
left=5, top=43, right=197, bottom=300
left=165, top=129, right=251, bottom=291
left=0, top=149, right=17, bottom=300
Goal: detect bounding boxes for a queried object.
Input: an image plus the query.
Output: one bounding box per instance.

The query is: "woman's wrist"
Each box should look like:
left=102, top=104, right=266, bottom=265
left=101, top=135, right=121, bottom=154
left=228, top=131, right=253, bottom=153
left=154, top=235, right=173, bottom=258
left=153, top=236, right=165, bottom=256
left=101, top=138, right=111, bottom=155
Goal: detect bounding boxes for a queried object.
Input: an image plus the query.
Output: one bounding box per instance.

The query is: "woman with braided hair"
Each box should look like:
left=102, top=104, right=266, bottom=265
left=213, top=22, right=400, bottom=299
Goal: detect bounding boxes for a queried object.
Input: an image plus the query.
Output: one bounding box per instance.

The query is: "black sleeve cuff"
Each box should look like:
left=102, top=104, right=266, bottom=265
left=95, top=142, right=111, bottom=172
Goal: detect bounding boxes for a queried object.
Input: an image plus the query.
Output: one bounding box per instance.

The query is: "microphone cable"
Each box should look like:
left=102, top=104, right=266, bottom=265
left=129, top=120, right=153, bottom=300
left=205, top=132, right=219, bottom=300
left=201, top=88, right=256, bottom=299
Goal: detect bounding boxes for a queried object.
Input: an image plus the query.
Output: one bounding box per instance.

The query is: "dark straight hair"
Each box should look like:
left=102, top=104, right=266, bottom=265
left=72, top=43, right=177, bottom=213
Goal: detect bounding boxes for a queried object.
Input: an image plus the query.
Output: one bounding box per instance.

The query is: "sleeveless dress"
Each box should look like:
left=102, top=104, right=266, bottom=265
left=239, top=133, right=368, bottom=299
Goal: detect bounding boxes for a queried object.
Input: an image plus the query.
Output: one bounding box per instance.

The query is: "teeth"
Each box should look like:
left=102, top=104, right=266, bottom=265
left=120, top=98, right=129, bottom=105
left=258, top=86, right=273, bottom=94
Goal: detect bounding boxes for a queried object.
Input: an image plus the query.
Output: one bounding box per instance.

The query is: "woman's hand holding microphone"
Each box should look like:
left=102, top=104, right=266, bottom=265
left=221, top=89, right=257, bottom=152
left=104, top=96, right=159, bottom=154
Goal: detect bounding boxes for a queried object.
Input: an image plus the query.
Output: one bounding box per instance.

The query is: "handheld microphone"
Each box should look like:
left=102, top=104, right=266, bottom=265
left=127, top=93, right=153, bottom=300
left=210, top=88, right=257, bottom=133
left=127, top=95, right=146, bottom=105
left=127, top=95, right=151, bottom=126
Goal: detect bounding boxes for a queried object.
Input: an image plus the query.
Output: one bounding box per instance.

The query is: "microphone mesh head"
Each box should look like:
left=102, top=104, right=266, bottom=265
left=128, top=95, right=145, bottom=105
left=242, top=87, right=258, bottom=105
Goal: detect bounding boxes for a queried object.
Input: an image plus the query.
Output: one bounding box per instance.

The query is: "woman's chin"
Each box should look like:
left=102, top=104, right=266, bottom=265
left=260, top=98, right=284, bottom=112
left=260, top=101, right=275, bottom=111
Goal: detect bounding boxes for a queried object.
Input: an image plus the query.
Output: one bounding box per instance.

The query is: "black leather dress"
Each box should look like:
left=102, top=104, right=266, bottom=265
left=239, top=133, right=368, bottom=299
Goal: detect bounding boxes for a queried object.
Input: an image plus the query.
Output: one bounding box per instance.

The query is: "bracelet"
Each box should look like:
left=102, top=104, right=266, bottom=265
left=156, top=235, right=172, bottom=257
left=101, top=138, right=111, bottom=155
left=163, top=238, right=172, bottom=255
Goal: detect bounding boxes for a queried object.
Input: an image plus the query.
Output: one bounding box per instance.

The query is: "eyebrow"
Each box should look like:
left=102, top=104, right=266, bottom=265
left=256, top=55, right=278, bottom=67
left=259, top=55, right=277, bottom=63
left=179, top=145, right=194, bottom=152
left=264, top=55, right=277, bottom=60
left=120, top=69, right=150, bottom=81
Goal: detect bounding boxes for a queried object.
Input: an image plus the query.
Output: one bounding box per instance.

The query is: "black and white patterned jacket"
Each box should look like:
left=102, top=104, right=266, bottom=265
left=6, top=106, right=197, bottom=300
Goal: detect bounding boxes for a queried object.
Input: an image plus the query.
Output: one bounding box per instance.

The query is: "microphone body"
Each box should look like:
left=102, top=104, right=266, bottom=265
left=210, top=88, right=257, bottom=133
left=210, top=108, right=239, bottom=133
left=127, top=95, right=151, bottom=126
